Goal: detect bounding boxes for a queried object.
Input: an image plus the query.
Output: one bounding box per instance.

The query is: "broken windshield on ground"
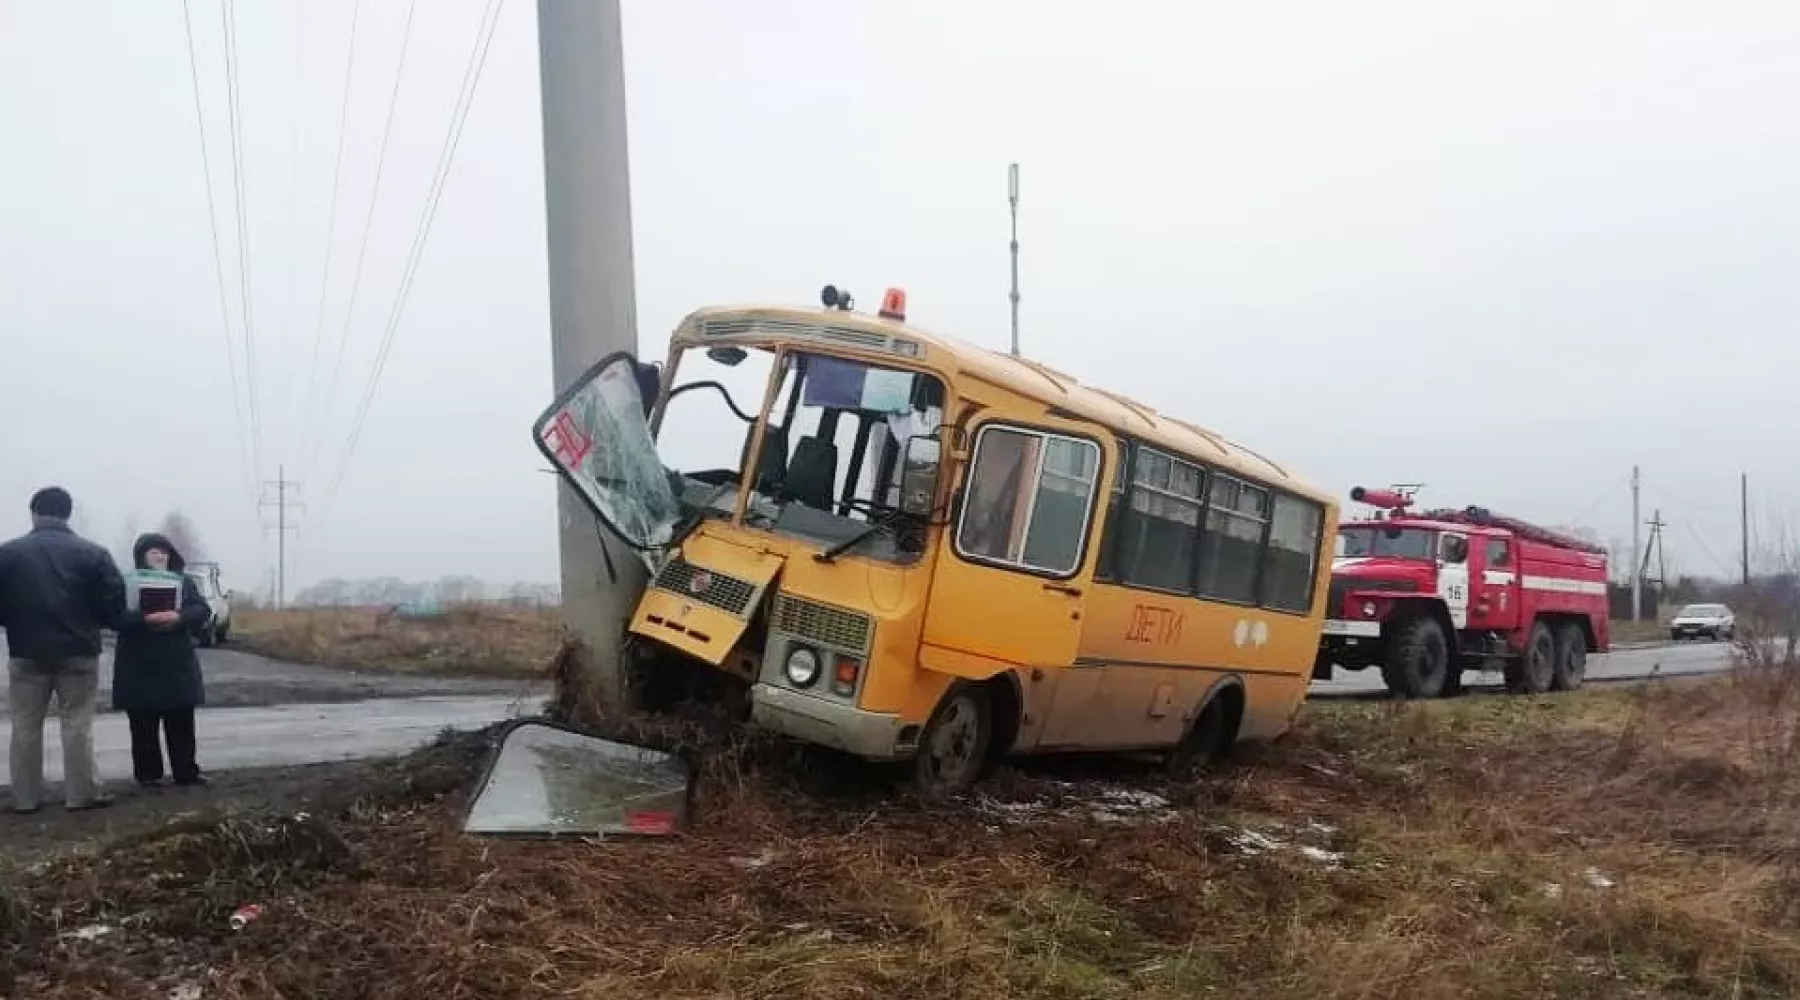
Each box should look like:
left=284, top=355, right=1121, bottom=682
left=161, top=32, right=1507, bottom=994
left=537, top=356, right=682, bottom=552
left=463, top=721, right=692, bottom=838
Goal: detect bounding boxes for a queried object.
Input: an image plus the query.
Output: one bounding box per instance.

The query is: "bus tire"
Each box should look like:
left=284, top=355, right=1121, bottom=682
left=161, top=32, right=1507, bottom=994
left=913, top=683, right=992, bottom=802
left=1507, top=621, right=1556, bottom=694
left=1166, top=685, right=1243, bottom=777
left=1381, top=617, right=1449, bottom=699
left=1551, top=621, right=1587, bottom=692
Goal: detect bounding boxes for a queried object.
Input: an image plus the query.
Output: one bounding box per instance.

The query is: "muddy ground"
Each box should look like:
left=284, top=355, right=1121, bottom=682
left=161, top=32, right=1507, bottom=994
left=0, top=757, right=408, bottom=869
left=8, top=671, right=1800, bottom=1000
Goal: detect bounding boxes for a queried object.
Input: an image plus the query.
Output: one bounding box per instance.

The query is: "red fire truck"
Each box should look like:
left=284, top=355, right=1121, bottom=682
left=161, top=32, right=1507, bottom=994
left=1314, top=487, right=1611, bottom=698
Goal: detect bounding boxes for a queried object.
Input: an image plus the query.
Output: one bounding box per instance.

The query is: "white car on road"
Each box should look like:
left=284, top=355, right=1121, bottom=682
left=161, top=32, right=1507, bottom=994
left=1669, top=603, right=1735, bottom=642
left=184, top=562, right=234, bottom=647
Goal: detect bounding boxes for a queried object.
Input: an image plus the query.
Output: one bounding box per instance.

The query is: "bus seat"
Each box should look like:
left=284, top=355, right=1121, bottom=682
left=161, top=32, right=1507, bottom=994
left=740, top=423, right=789, bottom=495
left=785, top=436, right=838, bottom=510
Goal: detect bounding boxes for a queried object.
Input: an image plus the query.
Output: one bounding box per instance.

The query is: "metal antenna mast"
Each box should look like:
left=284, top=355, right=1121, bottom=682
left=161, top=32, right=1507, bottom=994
left=1008, top=162, right=1021, bottom=357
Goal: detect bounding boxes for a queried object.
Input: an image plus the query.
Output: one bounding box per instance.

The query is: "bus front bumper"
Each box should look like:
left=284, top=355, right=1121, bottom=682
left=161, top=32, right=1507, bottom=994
left=751, top=683, right=908, bottom=761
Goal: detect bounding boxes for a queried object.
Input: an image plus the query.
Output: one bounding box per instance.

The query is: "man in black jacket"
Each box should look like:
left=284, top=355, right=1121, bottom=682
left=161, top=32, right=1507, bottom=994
left=0, top=487, right=125, bottom=812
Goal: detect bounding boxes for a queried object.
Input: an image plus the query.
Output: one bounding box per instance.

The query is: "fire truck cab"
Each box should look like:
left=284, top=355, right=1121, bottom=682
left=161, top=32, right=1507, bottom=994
left=1314, top=487, right=1610, bottom=698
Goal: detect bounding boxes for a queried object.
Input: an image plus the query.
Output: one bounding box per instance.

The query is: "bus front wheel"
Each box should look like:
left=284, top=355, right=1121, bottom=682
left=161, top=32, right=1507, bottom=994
left=913, top=684, right=992, bottom=802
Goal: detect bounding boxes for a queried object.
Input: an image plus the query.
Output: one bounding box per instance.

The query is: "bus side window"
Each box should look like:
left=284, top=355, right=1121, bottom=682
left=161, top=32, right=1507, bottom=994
left=1094, top=437, right=1133, bottom=582
left=1260, top=494, right=1323, bottom=612
left=956, top=426, right=1101, bottom=576
left=1112, top=447, right=1205, bottom=593
left=1196, top=476, right=1269, bottom=604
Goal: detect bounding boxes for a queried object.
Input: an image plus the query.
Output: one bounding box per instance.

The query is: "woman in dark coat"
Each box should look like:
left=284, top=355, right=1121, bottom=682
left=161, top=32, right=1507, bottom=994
left=113, top=532, right=211, bottom=787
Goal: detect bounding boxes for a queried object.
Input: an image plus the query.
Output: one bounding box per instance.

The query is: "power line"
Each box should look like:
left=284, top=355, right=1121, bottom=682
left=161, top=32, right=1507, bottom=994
left=180, top=0, right=257, bottom=506
left=220, top=0, right=264, bottom=480
left=300, top=0, right=364, bottom=472
left=317, top=0, right=508, bottom=523
left=309, top=0, right=419, bottom=479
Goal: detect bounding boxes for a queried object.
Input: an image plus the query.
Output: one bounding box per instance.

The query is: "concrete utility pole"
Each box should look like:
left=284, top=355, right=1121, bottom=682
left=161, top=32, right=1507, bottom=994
left=537, top=0, right=644, bottom=710
left=1630, top=466, right=1642, bottom=621
left=259, top=465, right=302, bottom=610
left=1741, top=472, right=1751, bottom=587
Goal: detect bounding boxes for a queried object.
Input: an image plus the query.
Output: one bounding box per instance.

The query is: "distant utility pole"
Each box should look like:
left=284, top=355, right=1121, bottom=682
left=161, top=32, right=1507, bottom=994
left=1007, top=162, right=1021, bottom=357
left=1630, top=466, right=1642, bottom=620
left=260, top=465, right=303, bottom=610
left=538, top=0, right=644, bottom=712
left=1639, top=509, right=1667, bottom=598
left=1741, top=472, right=1751, bottom=587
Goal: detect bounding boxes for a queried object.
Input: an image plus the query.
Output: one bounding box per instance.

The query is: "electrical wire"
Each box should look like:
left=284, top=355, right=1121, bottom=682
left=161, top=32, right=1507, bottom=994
left=299, top=0, right=364, bottom=473
left=220, top=0, right=265, bottom=480
left=316, top=0, right=508, bottom=524
left=180, top=0, right=258, bottom=506
left=309, top=0, right=420, bottom=478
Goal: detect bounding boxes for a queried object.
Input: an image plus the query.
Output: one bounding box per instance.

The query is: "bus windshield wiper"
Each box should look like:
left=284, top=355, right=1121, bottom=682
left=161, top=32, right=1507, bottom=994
left=815, top=516, right=894, bottom=564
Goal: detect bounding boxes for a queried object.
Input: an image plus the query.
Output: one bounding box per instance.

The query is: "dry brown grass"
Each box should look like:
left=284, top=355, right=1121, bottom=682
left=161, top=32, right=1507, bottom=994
left=9, top=657, right=1800, bottom=999
left=233, top=605, right=565, bottom=678
left=1612, top=613, right=1678, bottom=644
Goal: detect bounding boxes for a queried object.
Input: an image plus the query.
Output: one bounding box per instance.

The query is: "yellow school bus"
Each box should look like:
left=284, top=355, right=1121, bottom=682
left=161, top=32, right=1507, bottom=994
left=536, top=287, right=1338, bottom=798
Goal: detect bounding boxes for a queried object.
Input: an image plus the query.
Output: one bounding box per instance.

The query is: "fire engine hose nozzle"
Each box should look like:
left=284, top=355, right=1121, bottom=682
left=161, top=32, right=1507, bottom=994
left=1350, top=487, right=1412, bottom=510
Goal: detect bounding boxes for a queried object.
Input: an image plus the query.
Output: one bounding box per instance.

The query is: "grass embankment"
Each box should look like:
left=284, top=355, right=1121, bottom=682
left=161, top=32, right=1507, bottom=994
left=7, top=660, right=1800, bottom=998
left=231, top=605, right=563, bottom=678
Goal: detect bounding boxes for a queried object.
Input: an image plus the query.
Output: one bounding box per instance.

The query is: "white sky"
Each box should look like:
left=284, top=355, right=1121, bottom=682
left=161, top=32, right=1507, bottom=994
left=2, top=0, right=1796, bottom=592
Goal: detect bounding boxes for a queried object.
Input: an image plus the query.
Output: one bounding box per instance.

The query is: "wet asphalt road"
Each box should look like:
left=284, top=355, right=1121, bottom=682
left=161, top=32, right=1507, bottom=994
left=1, top=637, right=545, bottom=791
left=0, top=637, right=1736, bottom=791
left=1309, top=638, right=1738, bottom=697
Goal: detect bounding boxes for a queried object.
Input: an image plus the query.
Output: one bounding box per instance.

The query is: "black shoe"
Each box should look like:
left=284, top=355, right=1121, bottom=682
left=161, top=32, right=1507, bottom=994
left=10, top=806, right=41, bottom=816
left=137, top=777, right=166, bottom=790
left=66, top=794, right=115, bottom=812
left=173, top=774, right=208, bottom=787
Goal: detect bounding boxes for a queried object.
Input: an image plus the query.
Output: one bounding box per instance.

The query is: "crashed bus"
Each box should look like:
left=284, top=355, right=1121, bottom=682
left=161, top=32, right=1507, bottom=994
left=536, top=287, right=1338, bottom=798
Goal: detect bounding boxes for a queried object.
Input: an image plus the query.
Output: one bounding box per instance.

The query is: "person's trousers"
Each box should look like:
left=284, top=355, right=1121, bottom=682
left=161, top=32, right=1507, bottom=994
left=126, top=708, right=199, bottom=784
left=6, top=656, right=102, bottom=811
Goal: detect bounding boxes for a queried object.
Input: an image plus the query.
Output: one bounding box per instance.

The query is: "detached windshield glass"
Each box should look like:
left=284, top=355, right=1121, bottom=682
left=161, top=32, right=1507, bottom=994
left=1337, top=526, right=1435, bottom=560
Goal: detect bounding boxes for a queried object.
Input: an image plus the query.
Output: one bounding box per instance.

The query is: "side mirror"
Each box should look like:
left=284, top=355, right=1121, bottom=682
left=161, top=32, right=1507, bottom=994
left=899, top=435, right=942, bottom=517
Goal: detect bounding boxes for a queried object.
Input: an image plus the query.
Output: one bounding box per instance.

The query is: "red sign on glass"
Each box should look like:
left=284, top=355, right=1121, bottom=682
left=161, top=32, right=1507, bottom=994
left=541, top=410, right=593, bottom=470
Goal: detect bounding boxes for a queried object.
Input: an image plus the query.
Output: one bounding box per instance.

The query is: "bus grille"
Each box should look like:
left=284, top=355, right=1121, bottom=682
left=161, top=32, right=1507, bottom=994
left=654, top=558, right=757, bottom=616
left=772, top=595, right=872, bottom=654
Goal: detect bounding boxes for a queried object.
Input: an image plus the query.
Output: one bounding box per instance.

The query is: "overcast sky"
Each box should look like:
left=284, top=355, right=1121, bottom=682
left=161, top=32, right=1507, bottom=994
left=2, top=0, right=1796, bottom=593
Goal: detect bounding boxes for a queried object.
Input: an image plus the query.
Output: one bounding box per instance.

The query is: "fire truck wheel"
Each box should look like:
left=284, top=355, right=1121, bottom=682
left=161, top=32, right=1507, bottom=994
left=1507, top=621, right=1556, bottom=694
left=914, top=684, right=993, bottom=802
left=1382, top=617, right=1450, bottom=699
left=1552, top=622, right=1588, bottom=691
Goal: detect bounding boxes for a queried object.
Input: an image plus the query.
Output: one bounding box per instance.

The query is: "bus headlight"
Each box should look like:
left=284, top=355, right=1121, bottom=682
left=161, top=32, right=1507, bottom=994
left=784, top=647, right=822, bottom=688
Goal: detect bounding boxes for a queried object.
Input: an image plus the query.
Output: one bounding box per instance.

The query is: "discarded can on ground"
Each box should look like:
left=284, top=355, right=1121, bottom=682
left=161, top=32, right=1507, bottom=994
left=228, top=904, right=264, bottom=931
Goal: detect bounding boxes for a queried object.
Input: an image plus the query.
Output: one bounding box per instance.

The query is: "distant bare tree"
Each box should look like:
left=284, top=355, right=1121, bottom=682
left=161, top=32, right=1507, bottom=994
left=158, top=510, right=206, bottom=561
left=1736, top=518, right=1800, bottom=664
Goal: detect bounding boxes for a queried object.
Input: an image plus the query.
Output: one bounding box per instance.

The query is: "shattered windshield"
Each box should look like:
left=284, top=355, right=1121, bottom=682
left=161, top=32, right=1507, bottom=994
left=654, top=344, right=945, bottom=563
left=537, top=355, right=683, bottom=551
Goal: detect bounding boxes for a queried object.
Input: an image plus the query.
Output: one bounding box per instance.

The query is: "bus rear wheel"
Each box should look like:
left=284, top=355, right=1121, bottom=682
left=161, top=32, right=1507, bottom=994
left=913, top=684, right=992, bottom=802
